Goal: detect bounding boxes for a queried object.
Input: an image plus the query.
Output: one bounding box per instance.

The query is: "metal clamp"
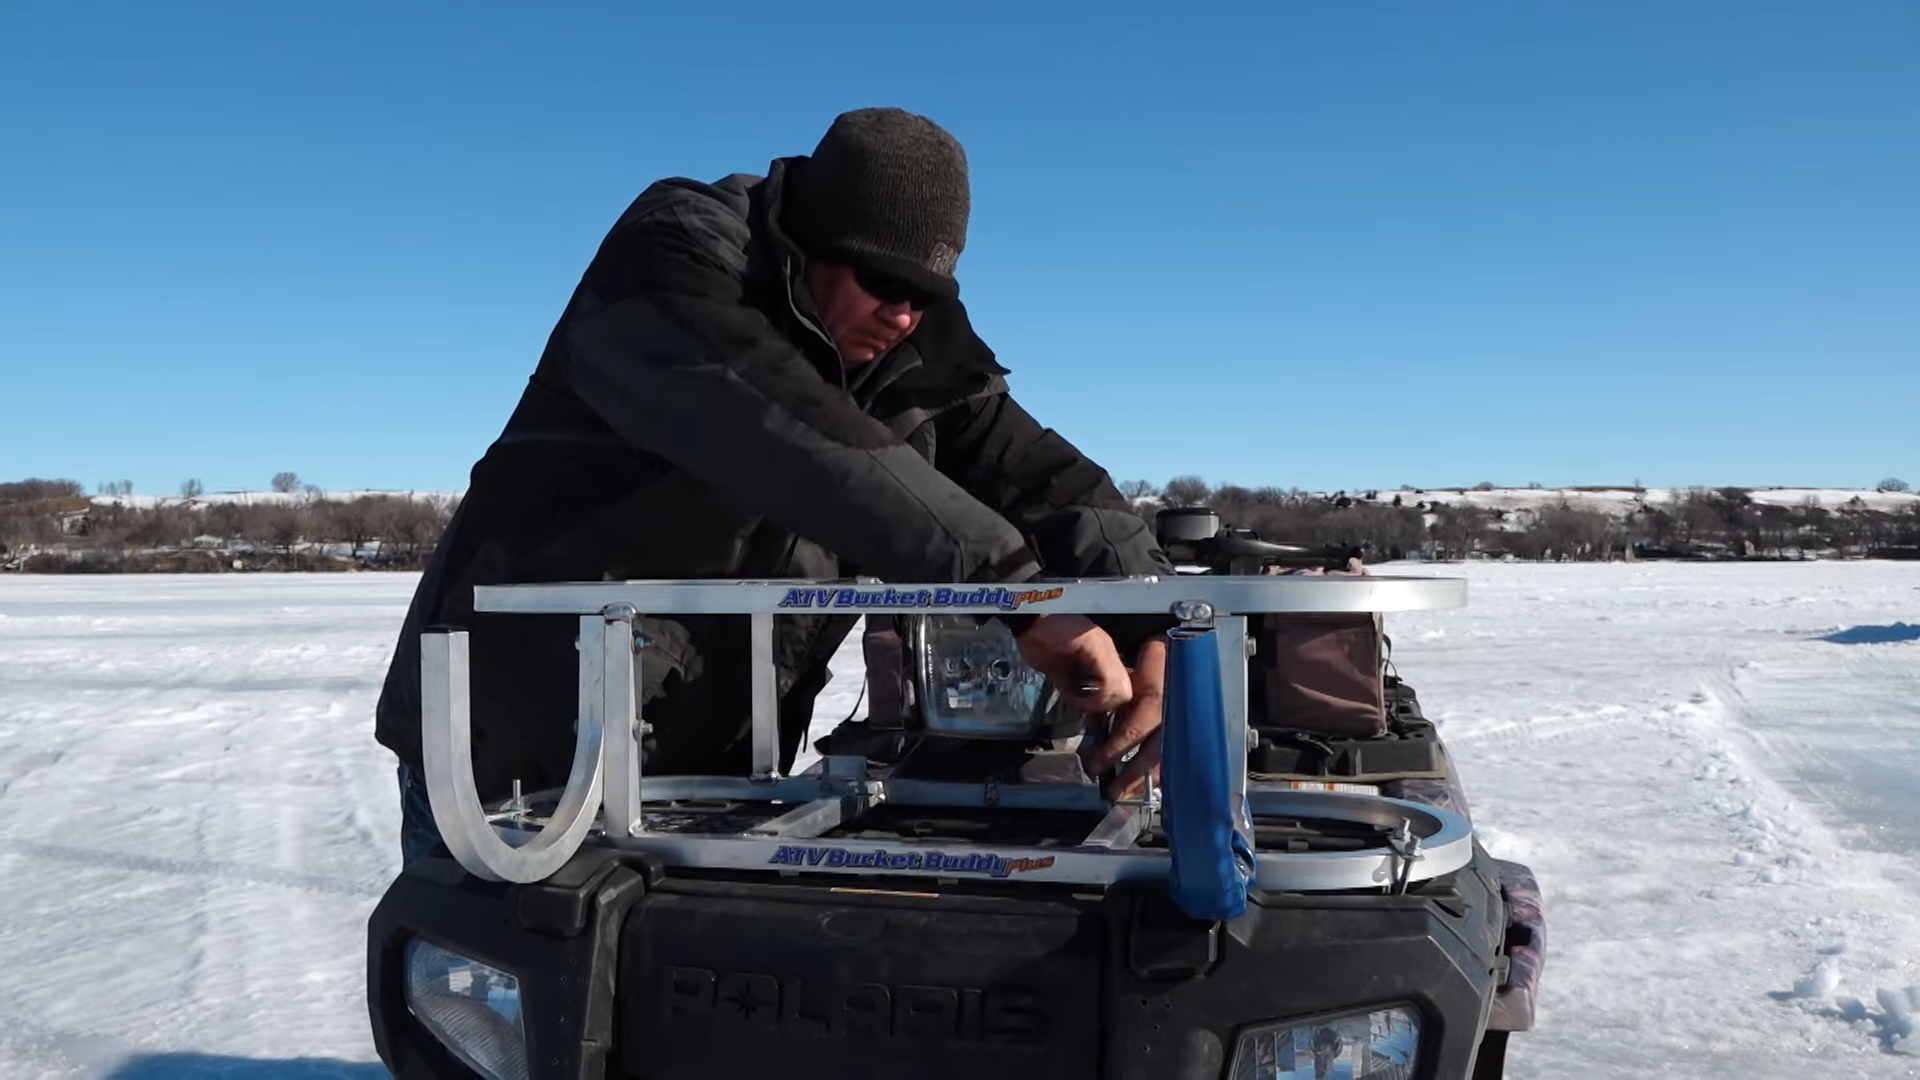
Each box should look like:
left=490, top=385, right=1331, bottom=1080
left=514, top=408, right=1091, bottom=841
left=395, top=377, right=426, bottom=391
left=1387, top=817, right=1426, bottom=894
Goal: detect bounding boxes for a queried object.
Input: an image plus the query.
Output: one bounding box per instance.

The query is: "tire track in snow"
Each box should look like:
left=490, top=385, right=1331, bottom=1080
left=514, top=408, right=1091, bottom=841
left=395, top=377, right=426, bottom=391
left=183, top=809, right=214, bottom=1027
left=0, top=839, right=386, bottom=899
left=1663, top=672, right=1920, bottom=1062
left=1438, top=703, right=1642, bottom=746
left=1655, top=680, right=1821, bottom=888
left=0, top=1001, right=141, bottom=1079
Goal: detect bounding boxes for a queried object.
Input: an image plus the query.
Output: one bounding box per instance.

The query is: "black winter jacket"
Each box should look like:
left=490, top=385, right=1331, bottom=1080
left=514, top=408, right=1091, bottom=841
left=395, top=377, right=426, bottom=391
left=374, top=156, right=1173, bottom=803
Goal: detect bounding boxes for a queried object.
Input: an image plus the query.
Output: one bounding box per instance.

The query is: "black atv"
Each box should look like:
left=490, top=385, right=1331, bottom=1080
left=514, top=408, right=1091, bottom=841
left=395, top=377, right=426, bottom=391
left=367, top=508, right=1544, bottom=1080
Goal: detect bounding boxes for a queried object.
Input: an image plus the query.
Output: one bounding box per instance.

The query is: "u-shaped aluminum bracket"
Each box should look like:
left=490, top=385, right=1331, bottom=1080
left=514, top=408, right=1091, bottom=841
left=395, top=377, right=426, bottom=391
left=419, top=621, right=609, bottom=883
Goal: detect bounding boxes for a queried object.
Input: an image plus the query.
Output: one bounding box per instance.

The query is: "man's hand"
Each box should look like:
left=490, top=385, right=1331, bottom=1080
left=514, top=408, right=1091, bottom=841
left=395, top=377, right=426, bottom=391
left=1015, top=615, right=1168, bottom=800
left=1084, top=637, right=1166, bottom=801
left=1014, top=613, right=1134, bottom=713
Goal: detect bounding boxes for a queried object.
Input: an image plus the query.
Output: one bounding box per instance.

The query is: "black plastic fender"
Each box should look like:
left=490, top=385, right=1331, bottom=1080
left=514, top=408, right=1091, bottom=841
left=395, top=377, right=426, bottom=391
left=367, top=847, right=657, bottom=1079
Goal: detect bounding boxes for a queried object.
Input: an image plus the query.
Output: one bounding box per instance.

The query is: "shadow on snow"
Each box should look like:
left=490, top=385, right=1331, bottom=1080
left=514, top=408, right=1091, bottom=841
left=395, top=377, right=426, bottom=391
left=1816, top=622, right=1920, bottom=645
left=102, top=1055, right=387, bottom=1079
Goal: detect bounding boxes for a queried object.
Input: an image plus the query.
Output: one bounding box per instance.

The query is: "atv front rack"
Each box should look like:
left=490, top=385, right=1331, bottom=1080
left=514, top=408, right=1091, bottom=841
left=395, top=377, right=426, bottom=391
left=419, top=575, right=1471, bottom=918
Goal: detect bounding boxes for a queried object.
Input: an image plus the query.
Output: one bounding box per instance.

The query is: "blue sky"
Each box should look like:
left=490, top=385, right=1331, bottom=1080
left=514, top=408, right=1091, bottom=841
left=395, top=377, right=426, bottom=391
left=1, top=1, right=1914, bottom=497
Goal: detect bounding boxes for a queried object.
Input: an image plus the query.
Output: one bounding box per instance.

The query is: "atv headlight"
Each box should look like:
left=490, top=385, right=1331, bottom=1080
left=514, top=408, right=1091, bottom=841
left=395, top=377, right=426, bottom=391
left=910, top=615, right=1053, bottom=739
left=1228, top=1004, right=1422, bottom=1080
left=403, top=939, right=529, bottom=1080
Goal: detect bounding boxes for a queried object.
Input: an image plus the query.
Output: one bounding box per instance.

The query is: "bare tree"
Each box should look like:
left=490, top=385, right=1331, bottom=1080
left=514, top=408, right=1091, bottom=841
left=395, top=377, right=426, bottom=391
left=1430, top=504, right=1493, bottom=560
left=181, top=478, right=203, bottom=498
left=262, top=506, right=306, bottom=556
left=1878, top=478, right=1910, bottom=493
left=1161, top=475, right=1211, bottom=507
left=0, top=479, right=84, bottom=506
left=329, top=497, right=379, bottom=557
left=1116, top=479, right=1158, bottom=500
left=271, top=472, right=301, bottom=494
left=1318, top=502, right=1426, bottom=560
left=1668, top=488, right=1720, bottom=548
left=1750, top=504, right=1799, bottom=558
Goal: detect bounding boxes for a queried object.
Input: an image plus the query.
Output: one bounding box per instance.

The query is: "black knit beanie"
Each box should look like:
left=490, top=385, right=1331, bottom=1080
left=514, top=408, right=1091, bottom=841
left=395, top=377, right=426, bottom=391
left=784, top=107, right=970, bottom=301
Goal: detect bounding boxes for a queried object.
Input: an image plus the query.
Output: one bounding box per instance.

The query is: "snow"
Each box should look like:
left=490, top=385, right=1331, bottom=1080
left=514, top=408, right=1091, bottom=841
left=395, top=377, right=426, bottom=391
left=3, top=563, right=1920, bottom=1078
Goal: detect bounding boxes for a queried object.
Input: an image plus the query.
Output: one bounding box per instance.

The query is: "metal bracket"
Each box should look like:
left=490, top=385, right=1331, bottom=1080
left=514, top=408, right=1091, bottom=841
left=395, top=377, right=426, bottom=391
left=749, top=611, right=779, bottom=782
left=420, top=628, right=604, bottom=884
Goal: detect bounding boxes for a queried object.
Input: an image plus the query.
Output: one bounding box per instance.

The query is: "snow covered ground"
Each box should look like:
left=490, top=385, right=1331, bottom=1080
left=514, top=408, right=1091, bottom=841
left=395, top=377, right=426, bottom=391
left=1, top=563, right=1917, bottom=1078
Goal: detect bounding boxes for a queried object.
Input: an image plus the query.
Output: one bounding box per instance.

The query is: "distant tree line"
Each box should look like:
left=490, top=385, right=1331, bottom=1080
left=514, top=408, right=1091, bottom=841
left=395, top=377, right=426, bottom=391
left=0, top=478, right=456, bottom=573
left=5, top=473, right=1918, bottom=573
left=1117, top=477, right=1920, bottom=563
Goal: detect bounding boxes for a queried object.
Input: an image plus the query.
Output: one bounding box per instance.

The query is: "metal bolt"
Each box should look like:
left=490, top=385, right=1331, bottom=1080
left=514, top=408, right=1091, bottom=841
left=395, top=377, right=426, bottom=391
left=1171, top=600, right=1215, bottom=624
left=1387, top=817, right=1423, bottom=895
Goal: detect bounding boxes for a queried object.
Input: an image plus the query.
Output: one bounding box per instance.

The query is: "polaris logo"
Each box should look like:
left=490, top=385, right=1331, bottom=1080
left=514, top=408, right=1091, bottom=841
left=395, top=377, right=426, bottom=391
left=662, top=966, right=1049, bottom=1044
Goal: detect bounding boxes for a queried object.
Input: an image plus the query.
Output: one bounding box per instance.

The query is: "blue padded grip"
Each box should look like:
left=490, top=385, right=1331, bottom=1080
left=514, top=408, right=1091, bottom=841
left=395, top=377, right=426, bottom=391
left=1161, top=626, right=1256, bottom=920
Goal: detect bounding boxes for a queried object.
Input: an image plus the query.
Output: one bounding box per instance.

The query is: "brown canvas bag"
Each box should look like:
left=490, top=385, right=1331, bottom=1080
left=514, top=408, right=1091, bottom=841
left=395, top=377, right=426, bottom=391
left=1253, top=611, right=1387, bottom=737
left=1250, top=565, right=1387, bottom=737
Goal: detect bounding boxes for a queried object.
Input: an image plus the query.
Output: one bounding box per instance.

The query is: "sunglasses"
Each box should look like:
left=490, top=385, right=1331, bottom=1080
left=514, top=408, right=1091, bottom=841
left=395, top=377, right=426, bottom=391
left=854, top=267, right=940, bottom=311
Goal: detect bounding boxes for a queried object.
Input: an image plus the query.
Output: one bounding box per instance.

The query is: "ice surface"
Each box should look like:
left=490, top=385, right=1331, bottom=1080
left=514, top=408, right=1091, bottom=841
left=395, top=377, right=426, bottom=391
left=3, top=562, right=1920, bottom=1078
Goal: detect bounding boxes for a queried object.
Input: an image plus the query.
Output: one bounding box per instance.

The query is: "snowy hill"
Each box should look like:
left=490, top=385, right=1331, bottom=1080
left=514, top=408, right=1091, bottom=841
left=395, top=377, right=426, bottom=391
left=1131, top=485, right=1919, bottom=517
left=1410, top=485, right=1920, bottom=517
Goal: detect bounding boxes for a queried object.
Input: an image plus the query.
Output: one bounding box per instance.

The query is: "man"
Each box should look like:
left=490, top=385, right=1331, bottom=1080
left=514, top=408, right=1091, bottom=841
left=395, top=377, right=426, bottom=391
left=376, top=107, right=1174, bottom=863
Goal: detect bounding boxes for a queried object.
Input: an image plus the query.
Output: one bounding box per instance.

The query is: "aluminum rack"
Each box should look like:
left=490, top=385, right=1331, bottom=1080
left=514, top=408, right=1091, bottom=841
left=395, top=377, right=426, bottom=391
left=420, top=574, right=1472, bottom=907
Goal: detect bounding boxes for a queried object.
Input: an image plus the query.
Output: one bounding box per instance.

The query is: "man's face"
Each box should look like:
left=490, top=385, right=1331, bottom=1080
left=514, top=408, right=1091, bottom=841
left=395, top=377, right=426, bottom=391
left=803, top=261, right=935, bottom=365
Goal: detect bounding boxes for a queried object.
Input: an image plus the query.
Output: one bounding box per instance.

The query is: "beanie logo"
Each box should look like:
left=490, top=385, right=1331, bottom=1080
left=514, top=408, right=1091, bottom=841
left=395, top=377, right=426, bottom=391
left=927, top=242, right=959, bottom=276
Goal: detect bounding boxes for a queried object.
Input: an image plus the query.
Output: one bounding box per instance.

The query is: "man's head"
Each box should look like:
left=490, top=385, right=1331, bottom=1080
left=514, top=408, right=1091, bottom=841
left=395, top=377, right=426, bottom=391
left=784, top=107, right=970, bottom=364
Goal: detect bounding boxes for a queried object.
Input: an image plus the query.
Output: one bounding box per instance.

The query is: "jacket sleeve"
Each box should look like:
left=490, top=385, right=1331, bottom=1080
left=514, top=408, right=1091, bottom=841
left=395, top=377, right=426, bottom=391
left=935, top=390, right=1179, bottom=651
left=555, top=180, right=1043, bottom=587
